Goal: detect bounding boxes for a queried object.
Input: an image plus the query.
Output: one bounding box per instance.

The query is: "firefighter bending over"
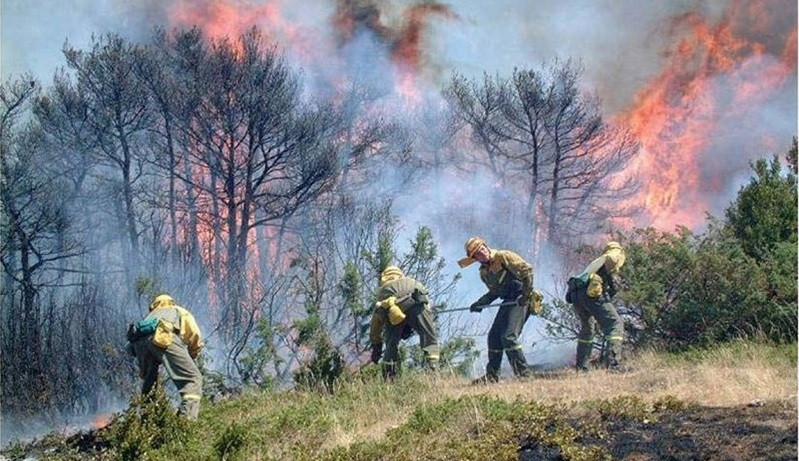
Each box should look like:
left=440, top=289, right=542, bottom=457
left=369, top=266, right=440, bottom=379
left=566, top=242, right=627, bottom=372
left=127, top=293, right=203, bottom=419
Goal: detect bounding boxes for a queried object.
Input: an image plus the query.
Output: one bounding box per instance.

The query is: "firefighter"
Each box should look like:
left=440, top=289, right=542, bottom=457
left=458, top=237, right=538, bottom=383
left=567, top=241, right=626, bottom=372
left=369, top=266, right=441, bottom=379
left=127, top=293, right=203, bottom=419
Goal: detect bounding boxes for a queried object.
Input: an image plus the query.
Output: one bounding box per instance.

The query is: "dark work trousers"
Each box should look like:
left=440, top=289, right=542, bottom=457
left=486, top=301, right=530, bottom=377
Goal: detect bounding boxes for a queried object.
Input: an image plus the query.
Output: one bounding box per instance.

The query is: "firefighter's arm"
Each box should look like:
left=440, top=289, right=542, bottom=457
left=474, top=290, right=499, bottom=308
left=369, top=308, right=386, bottom=345
left=412, top=282, right=430, bottom=306
left=181, top=309, right=203, bottom=359
left=580, top=255, right=607, bottom=277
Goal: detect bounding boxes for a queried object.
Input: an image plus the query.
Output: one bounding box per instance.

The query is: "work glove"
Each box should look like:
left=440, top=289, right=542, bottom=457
left=126, top=323, right=138, bottom=343
left=370, top=343, right=383, bottom=364
left=469, top=301, right=483, bottom=313
left=411, top=288, right=429, bottom=306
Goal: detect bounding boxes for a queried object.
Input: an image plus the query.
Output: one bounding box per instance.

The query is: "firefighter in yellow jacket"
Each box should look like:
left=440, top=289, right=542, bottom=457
left=369, top=266, right=440, bottom=379
left=459, top=237, right=539, bottom=383
left=567, top=242, right=626, bottom=372
left=128, top=294, right=203, bottom=419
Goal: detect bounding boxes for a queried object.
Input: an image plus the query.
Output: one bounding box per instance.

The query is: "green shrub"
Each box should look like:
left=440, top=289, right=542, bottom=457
left=100, top=387, right=192, bottom=461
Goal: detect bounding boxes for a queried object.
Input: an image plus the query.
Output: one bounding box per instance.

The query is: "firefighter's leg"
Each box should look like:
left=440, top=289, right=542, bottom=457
left=574, top=299, right=595, bottom=371
left=484, top=307, right=508, bottom=380
left=382, top=323, right=403, bottom=380
left=134, top=339, right=161, bottom=396
left=593, top=299, right=624, bottom=369
left=501, top=303, right=531, bottom=377
left=161, top=340, right=203, bottom=420
left=411, top=309, right=440, bottom=370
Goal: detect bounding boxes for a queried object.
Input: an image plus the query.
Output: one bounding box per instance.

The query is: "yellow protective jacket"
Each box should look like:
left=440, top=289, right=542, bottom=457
left=369, top=276, right=429, bottom=345
left=147, top=306, right=203, bottom=359
left=475, top=249, right=534, bottom=306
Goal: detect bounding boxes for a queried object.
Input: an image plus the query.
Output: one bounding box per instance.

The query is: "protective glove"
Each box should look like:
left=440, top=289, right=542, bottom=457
left=370, top=343, right=383, bottom=364
left=469, top=301, right=483, bottom=313
left=126, top=323, right=138, bottom=343
left=411, top=288, right=429, bottom=306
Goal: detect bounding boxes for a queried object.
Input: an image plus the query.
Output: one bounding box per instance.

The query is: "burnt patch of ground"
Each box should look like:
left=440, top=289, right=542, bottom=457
left=519, top=400, right=797, bottom=461
left=606, top=400, right=797, bottom=461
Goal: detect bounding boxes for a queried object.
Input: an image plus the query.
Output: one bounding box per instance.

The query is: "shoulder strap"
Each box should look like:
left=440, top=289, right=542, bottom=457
left=173, top=307, right=182, bottom=333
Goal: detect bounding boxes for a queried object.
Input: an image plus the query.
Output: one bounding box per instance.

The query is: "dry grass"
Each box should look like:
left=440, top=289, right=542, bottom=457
left=11, top=343, right=794, bottom=460
left=332, top=342, right=797, bottom=445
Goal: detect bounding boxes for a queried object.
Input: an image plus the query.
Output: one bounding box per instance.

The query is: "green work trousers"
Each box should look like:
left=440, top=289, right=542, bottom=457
left=574, top=290, right=623, bottom=370
left=133, top=334, right=203, bottom=419
left=383, top=307, right=440, bottom=378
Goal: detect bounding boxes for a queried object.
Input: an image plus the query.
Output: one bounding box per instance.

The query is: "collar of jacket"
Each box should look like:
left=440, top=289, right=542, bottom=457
left=480, top=249, right=503, bottom=273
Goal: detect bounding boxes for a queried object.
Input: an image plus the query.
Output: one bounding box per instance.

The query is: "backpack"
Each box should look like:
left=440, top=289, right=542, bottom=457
left=127, top=317, right=159, bottom=342
left=565, top=273, right=589, bottom=303
left=126, top=308, right=182, bottom=349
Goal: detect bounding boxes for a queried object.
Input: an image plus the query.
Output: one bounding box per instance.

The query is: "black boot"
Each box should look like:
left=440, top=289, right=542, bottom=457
left=471, top=372, right=499, bottom=385
left=576, top=340, right=593, bottom=371
left=382, top=362, right=399, bottom=381
left=604, top=341, right=633, bottom=373
left=506, top=348, right=531, bottom=378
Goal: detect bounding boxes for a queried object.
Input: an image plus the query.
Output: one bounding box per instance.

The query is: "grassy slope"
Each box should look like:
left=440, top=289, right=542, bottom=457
left=5, top=342, right=797, bottom=461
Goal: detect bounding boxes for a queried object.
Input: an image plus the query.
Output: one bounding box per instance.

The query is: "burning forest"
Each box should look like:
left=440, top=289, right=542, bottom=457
left=0, top=0, right=796, bottom=452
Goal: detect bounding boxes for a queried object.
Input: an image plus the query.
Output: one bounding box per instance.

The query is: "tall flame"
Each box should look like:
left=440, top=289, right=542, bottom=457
left=168, top=0, right=314, bottom=60
left=620, top=0, right=796, bottom=229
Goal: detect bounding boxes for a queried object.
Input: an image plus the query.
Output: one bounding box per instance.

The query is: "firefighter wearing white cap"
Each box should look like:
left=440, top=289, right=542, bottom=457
left=459, top=237, right=537, bottom=383
left=369, top=266, right=440, bottom=379
left=128, top=294, right=203, bottom=419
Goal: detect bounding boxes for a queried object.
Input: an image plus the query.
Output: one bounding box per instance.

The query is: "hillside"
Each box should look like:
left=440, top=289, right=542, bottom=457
left=3, top=342, right=796, bottom=461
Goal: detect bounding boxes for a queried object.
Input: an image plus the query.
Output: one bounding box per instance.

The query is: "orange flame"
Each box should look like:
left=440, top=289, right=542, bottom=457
left=392, top=4, right=457, bottom=105
left=168, top=0, right=315, bottom=61
left=93, top=413, right=111, bottom=429
left=620, top=0, right=796, bottom=229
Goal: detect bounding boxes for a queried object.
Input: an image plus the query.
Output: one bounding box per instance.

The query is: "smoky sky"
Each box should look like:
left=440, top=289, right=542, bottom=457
left=0, top=0, right=760, bottom=111
left=2, top=0, right=796, bottom=229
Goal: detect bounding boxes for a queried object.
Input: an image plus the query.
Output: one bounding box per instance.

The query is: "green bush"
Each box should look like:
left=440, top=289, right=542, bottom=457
left=617, top=222, right=796, bottom=350
left=99, top=387, right=193, bottom=461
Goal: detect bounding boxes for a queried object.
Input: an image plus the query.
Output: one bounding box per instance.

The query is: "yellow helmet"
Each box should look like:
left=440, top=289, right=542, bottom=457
left=380, top=266, right=404, bottom=285
left=465, top=237, right=486, bottom=256
left=603, top=241, right=626, bottom=273
left=150, top=293, right=175, bottom=311
left=458, top=237, right=486, bottom=268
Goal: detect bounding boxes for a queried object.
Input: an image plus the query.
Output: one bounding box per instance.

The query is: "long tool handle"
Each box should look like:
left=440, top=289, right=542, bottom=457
left=436, top=300, right=518, bottom=314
